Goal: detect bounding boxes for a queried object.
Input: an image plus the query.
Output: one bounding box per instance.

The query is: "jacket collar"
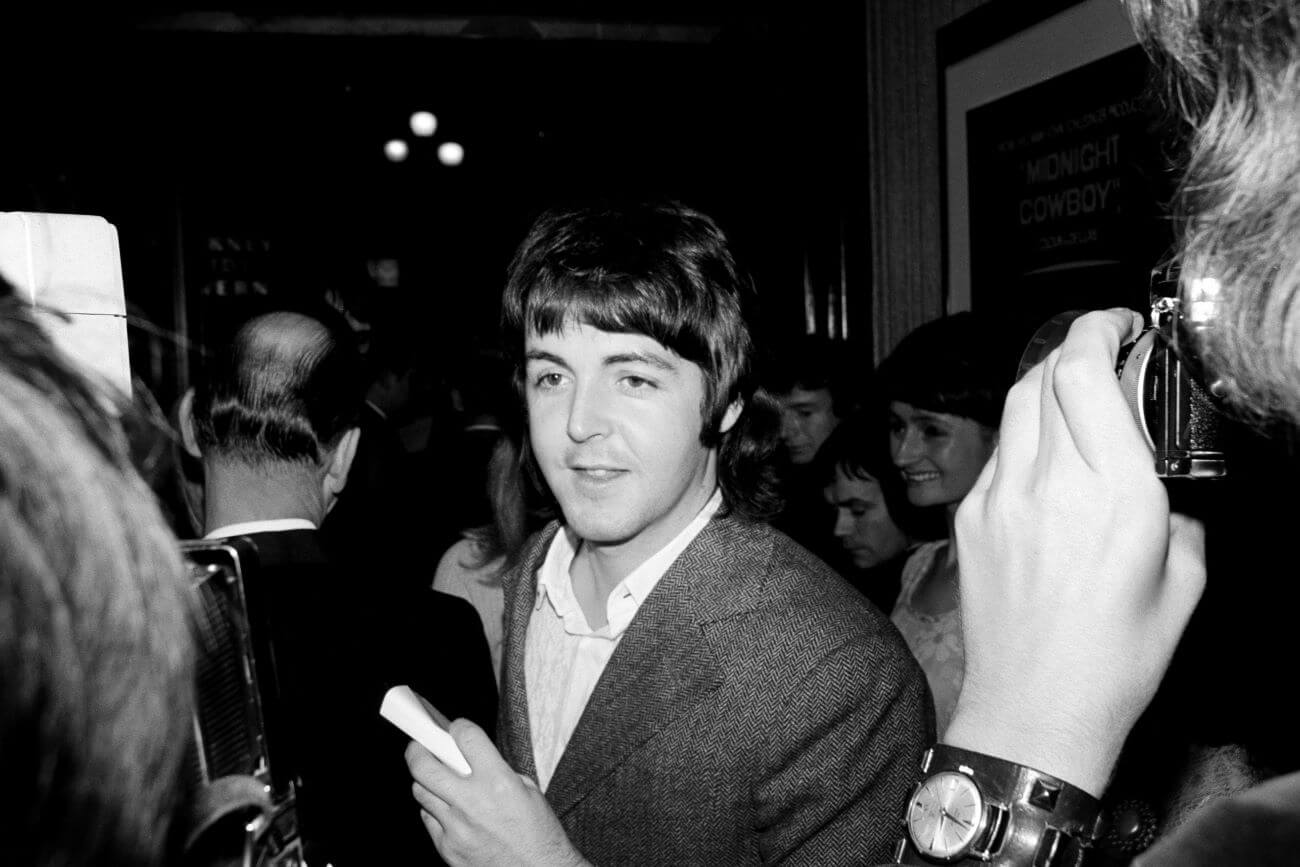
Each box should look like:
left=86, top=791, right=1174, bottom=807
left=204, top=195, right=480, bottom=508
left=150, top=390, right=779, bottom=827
left=499, top=511, right=765, bottom=816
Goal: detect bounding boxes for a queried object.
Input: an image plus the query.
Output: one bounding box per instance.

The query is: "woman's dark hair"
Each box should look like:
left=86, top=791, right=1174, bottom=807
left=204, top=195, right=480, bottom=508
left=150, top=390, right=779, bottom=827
left=876, top=312, right=1014, bottom=431
left=500, top=199, right=781, bottom=520
left=464, top=432, right=553, bottom=578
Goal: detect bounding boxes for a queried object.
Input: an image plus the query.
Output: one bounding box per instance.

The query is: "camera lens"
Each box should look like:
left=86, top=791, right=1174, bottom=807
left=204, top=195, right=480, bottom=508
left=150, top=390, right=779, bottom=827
left=1016, top=310, right=1086, bottom=382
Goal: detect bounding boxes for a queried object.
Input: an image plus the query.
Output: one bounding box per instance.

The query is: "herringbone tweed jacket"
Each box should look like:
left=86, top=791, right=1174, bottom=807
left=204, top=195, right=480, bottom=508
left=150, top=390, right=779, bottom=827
left=498, top=512, right=934, bottom=865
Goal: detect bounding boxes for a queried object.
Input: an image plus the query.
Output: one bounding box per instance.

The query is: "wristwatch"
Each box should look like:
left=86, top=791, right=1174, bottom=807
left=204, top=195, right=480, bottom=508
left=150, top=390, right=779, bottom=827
left=895, top=745, right=1104, bottom=865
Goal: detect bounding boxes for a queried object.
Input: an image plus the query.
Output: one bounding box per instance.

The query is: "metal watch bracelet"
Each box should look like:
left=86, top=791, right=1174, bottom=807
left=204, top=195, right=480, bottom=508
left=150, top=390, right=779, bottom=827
left=895, top=743, right=1106, bottom=866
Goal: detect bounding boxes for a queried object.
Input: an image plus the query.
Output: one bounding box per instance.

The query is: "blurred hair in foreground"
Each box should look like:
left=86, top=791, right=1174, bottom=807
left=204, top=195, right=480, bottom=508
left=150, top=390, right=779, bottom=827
left=0, top=279, right=194, bottom=866
left=1127, top=0, right=1300, bottom=427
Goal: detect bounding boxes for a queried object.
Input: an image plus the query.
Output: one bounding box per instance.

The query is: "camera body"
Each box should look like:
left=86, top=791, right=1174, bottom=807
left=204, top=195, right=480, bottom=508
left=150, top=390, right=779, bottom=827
left=1116, top=297, right=1226, bottom=478
left=183, top=537, right=305, bottom=866
left=1020, top=298, right=1228, bottom=478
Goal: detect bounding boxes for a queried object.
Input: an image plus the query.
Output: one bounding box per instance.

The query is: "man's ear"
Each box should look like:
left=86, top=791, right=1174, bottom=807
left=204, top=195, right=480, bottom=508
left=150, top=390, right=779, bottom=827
left=719, top=398, right=744, bottom=435
left=178, top=387, right=203, bottom=459
left=322, top=426, right=362, bottom=507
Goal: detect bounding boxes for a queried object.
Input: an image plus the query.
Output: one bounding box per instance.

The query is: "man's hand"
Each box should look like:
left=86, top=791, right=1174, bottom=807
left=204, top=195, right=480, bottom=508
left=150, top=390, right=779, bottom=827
left=945, top=309, right=1207, bottom=796
left=405, top=720, right=590, bottom=867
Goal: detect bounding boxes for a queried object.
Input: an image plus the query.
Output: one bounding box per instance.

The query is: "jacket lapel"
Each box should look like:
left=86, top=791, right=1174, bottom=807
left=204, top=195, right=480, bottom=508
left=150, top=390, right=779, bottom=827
left=543, top=516, right=747, bottom=818
left=497, top=523, right=560, bottom=782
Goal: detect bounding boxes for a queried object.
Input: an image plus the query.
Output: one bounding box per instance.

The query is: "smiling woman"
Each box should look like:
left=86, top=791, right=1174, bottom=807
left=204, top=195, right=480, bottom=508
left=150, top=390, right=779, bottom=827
left=875, top=312, right=1013, bottom=735
left=888, top=402, right=997, bottom=509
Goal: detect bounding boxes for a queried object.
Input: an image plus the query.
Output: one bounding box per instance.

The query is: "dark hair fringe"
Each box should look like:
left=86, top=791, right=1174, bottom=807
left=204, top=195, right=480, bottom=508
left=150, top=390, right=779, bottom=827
left=501, top=200, right=780, bottom=518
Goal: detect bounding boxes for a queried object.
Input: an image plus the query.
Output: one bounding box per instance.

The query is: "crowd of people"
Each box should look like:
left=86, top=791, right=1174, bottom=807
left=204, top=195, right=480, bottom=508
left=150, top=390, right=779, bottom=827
left=10, top=0, right=1300, bottom=864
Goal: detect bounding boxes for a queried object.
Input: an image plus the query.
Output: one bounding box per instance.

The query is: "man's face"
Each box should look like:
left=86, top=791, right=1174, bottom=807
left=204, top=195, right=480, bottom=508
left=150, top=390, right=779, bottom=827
left=524, top=322, right=727, bottom=561
left=825, top=467, right=910, bottom=569
left=889, top=400, right=996, bottom=509
left=777, top=387, right=840, bottom=465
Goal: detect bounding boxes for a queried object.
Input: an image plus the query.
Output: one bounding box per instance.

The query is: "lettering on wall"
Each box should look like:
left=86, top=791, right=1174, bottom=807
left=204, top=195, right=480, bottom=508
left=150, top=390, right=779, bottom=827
left=201, top=236, right=272, bottom=298
left=965, top=47, right=1170, bottom=343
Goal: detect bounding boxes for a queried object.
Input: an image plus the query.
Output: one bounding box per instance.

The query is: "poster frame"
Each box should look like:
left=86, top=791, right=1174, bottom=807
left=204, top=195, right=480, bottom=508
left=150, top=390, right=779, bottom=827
left=937, top=0, right=1139, bottom=312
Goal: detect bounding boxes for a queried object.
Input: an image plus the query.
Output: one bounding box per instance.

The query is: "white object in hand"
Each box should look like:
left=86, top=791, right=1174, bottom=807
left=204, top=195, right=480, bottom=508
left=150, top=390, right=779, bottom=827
left=380, top=685, right=472, bottom=775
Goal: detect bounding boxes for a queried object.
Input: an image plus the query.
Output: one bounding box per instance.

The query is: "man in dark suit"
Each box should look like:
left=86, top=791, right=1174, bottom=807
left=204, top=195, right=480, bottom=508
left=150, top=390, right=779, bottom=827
left=184, top=310, right=497, bottom=866
left=405, top=201, right=930, bottom=865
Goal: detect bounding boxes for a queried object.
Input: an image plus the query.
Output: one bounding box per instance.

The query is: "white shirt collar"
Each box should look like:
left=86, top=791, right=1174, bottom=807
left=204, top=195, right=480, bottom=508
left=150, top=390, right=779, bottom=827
left=203, top=518, right=317, bottom=540
left=534, top=489, right=723, bottom=637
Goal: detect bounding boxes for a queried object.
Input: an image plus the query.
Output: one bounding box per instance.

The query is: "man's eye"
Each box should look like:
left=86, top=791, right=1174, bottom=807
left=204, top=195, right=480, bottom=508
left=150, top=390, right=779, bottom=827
left=924, top=426, right=948, bottom=438
left=622, top=375, right=655, bottom=391
left=533, top=372, right=564, bottom=389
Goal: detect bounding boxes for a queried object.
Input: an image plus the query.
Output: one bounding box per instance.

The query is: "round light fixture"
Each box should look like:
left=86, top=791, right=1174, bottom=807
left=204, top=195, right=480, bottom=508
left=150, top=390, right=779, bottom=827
left=437, top=141, right=465, bottom=167
left=410, top=111, right=438, bottom=137
left=384, top=139, right=409, bottom=162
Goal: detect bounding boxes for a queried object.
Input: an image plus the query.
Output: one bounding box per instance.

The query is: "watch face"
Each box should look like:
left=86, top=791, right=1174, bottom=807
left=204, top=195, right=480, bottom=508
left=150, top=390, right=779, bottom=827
left=906, top=770, right=984, bottom=860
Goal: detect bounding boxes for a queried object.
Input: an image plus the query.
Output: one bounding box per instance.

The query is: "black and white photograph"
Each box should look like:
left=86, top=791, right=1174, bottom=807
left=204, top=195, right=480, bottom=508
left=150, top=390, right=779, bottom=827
left=4, top=2, right=1300, bottom=865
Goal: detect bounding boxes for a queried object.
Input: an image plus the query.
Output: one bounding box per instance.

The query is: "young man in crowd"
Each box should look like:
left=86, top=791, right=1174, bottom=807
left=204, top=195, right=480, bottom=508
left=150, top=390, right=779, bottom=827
left=767, top=337, right=856, bottom=569
left=406, top=200, right=930, bottom=866
left=771, top=337, right=849, bottom=469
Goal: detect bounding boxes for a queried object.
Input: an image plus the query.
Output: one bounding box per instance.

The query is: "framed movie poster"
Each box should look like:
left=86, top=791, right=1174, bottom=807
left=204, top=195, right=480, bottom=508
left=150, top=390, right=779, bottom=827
left=939, top=0, right=1172, bottom=346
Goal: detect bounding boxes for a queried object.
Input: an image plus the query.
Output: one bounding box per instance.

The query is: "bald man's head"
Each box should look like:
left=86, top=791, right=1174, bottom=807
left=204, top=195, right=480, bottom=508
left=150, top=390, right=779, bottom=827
left=192, top=311, right=364, bottom=465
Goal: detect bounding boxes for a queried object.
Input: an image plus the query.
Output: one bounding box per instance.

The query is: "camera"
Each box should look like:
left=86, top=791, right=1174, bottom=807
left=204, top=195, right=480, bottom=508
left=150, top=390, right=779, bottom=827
left=1019, top=294, right=1228, bottom=479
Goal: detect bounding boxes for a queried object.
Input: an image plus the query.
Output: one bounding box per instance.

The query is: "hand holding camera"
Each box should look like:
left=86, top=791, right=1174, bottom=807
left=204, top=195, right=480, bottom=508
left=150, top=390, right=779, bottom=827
left=944, top=309, right=1207, bottom=795
left=1018, top=290, right=1230, bottom=480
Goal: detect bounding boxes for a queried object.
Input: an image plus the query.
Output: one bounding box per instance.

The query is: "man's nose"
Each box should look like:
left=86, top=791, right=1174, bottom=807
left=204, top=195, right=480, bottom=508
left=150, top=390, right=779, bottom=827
left=566, top=380, right=611, bottom=442
left=832, top=510, right=852, bottom=538
left=780, top=412, right=799, bottom=442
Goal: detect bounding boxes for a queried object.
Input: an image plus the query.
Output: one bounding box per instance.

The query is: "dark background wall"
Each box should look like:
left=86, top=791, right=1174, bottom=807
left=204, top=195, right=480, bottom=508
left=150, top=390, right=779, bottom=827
left=2, top=5, right=875, bottom=408
left=866, top=0, right=993, bottom=358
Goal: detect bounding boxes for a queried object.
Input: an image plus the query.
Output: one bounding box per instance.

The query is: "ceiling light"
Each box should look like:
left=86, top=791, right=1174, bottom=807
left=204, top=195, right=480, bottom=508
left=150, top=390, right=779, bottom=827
left=384, top=139, right=409, bottom=162
left=437, top=141, right=464, bottom=166
left=410, top=111, right=437, bottom=137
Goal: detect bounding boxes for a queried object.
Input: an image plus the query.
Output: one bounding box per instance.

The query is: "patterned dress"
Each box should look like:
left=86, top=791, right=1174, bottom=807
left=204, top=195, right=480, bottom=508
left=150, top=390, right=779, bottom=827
left=890, top=539, right=963, bottom=736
